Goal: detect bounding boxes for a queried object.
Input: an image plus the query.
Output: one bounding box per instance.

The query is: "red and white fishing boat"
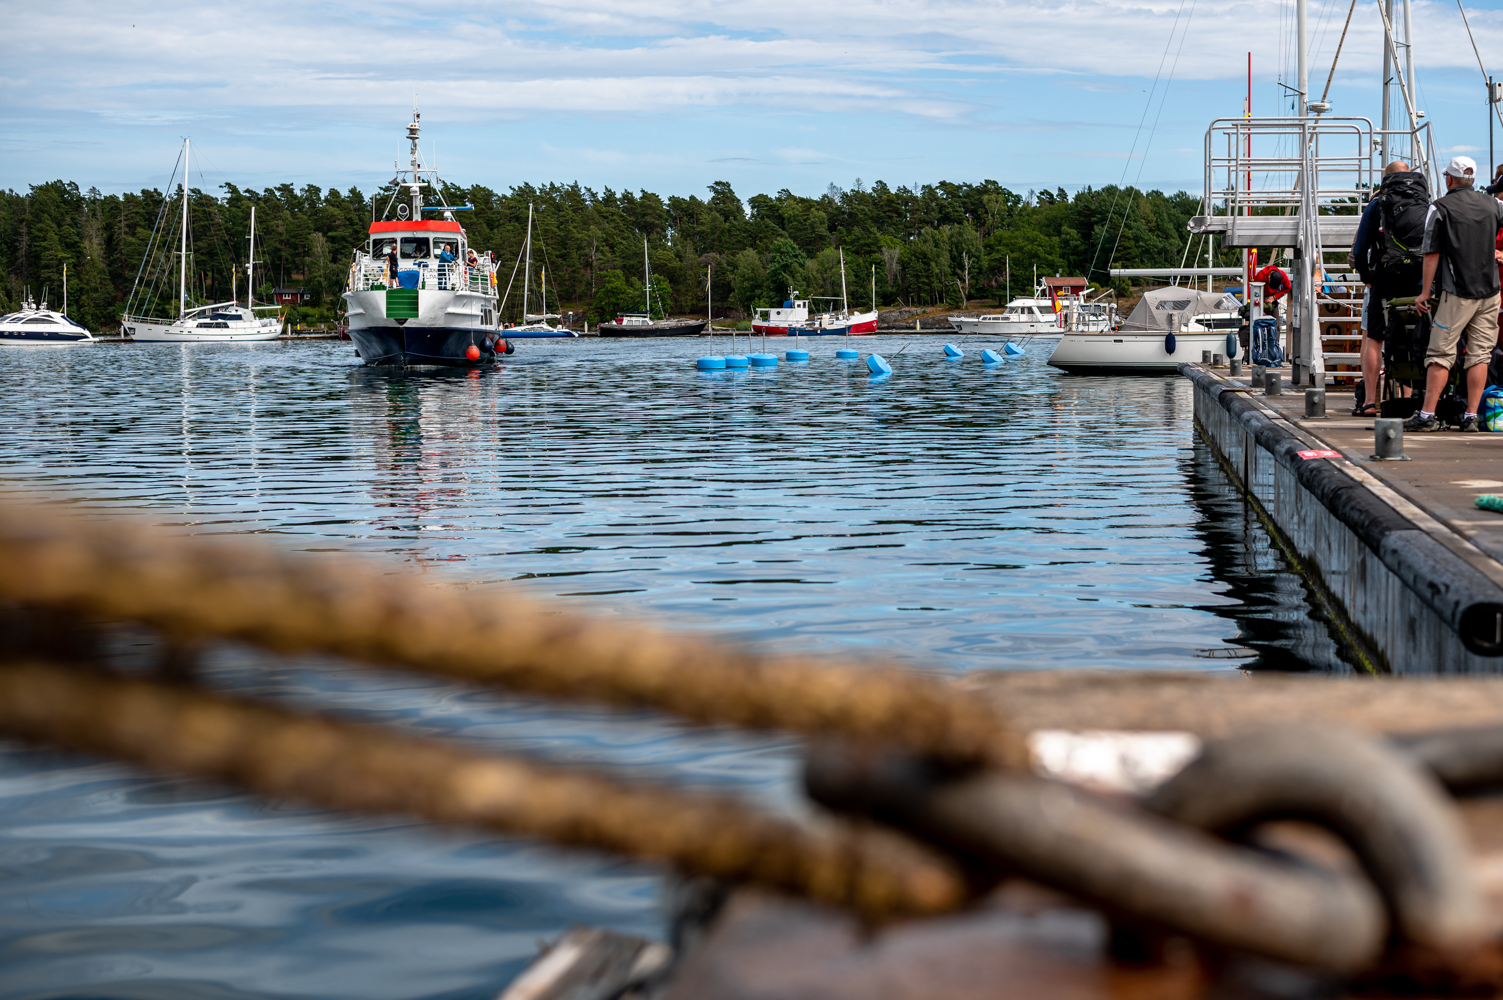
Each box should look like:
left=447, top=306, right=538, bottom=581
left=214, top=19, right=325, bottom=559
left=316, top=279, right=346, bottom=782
left=750, top=249, right=878, bottom=336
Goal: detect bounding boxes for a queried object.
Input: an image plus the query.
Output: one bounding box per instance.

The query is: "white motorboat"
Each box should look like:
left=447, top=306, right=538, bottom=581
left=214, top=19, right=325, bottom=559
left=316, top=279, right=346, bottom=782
left=0, top=297, right=94, bottom=345
left=1048, top=288, right=1242, bottom=374
left=752, top=250, right=877, bottom=335
left=121, top=139, right=282, bottom=343
left=950, top=283, right=1115, bottom=340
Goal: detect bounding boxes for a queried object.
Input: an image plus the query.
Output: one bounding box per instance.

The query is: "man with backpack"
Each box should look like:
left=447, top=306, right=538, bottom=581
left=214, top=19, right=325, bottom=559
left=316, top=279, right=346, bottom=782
left=1351, top=161, right=1421, bottom=414
left=1407, top=156, right=1503, bottom=432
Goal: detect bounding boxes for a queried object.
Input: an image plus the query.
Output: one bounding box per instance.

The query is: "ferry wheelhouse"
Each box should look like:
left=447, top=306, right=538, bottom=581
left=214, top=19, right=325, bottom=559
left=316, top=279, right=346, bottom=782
left=343, top=113, right=506, bottom=366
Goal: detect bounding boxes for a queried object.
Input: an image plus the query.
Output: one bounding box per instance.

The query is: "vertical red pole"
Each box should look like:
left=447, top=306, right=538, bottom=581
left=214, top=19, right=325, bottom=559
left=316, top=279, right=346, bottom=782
left=1245, top=53, right=1253, bottom=305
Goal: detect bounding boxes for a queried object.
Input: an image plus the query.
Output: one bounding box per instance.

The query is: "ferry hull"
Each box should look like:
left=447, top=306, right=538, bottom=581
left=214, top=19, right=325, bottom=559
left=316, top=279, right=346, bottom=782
left=1048, top=331, right=1233, bottom=374
left=348, top=326, right=505, bottom=366
left=948, top=317, right=1060, bottom=336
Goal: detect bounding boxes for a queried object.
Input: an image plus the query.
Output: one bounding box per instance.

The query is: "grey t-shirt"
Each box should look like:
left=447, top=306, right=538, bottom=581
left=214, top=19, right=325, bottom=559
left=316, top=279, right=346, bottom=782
left=1419, top=188, right=1503, bottom=295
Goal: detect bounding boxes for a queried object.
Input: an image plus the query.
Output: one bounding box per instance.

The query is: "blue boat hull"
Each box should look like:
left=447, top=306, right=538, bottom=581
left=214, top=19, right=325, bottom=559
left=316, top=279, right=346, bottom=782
left=348, top=326, right=508, bottom=366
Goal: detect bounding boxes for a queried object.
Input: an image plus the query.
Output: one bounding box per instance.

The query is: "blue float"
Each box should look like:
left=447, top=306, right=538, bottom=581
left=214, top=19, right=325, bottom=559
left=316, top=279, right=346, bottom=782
left=944, top=343, right=964, bottom=358
left=749, top=353, right=778, bottom=367
left=1004, top=343, right=1025, bottom=356
left=696, top=356, right=726, bottom=370
left=785, top=349, right=809, bottom=361
left=982, top=348, right=1004, bottom=364
left=867, top=354, right=893, bottom=375
left=835, top=348, right=860, bottom=359
left=724, top=354, right=750, bottom=369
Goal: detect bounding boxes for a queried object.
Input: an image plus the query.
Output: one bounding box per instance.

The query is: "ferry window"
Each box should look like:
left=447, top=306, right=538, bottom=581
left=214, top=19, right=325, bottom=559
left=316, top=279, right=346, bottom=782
left=433, top=239, right=458, bottom=259
left=399, top=237, right=430, bottom=258
left=373, top=240, right=397, bottom=257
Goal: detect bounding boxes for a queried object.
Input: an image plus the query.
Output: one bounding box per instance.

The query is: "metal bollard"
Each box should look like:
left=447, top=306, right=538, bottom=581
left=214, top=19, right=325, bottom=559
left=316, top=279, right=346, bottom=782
left=1202, top=350, right=1213, bottom=364
left=1304, top=387, right=1327, bottom=418
left=1266, top=372, right=1283, bottom=395
left=1373, top=417, right=1410, bottom=460
left=1212, top=353, right=1225, bottom=366
left=1229, top=359, right=1243, bottom=377
left=1251, top=366, right=1266, bottom=387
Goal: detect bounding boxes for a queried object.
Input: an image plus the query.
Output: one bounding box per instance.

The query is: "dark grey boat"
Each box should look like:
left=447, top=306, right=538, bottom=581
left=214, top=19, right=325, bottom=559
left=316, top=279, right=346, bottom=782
left=596, top=314, right=707, bottom=337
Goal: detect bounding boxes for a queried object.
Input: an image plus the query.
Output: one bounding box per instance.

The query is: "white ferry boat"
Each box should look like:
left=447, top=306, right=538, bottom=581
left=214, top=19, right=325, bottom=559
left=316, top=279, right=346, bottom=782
left=1048, top=288, right=1241, bottom=374
left=121, top=140, right=282, bottom=343
left=342, top=113, right=507, bottom=365
left=0, top=298, right=94, bottom=345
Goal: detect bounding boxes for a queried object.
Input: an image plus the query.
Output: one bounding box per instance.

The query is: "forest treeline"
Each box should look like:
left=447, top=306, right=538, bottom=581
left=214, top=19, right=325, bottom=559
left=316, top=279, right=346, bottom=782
left=0, top=176, right=1222, bottom=331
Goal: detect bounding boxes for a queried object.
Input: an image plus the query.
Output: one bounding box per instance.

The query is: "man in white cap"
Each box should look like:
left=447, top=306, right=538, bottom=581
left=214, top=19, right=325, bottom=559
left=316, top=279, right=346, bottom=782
left=1409, top=155, right=1503, bottom=432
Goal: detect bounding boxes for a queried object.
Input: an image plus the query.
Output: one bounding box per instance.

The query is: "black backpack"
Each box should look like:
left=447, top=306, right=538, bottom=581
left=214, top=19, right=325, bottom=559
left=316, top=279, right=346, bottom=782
left=1376, top=172, right=1431, bottom=295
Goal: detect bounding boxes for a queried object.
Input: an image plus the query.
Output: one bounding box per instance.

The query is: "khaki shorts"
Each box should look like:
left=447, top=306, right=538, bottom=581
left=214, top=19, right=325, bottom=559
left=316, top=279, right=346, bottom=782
left=1428, top=290, right=1501, bottom=370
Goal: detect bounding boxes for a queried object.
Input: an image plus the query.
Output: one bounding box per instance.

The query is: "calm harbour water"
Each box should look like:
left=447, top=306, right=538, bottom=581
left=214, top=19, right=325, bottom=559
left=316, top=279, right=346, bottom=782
left=0, top=336, right=1352, bottom=999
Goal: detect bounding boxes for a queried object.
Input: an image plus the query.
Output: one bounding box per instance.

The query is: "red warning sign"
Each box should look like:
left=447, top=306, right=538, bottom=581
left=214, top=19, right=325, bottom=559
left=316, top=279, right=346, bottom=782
left=1296, top=449, right=1342, bottom=460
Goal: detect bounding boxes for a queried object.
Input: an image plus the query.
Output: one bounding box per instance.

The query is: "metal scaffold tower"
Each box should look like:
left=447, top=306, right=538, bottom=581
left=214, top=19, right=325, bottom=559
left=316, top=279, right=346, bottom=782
left=1188, top=0, right=1436, bottom=388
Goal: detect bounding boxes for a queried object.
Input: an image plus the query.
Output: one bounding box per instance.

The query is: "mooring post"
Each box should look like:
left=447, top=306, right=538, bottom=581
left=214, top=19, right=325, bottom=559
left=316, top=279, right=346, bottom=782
left=1304, top=387, right=1326, bottom=418
left=1230, top=358, right=1243, bottom=377
left=1266, top=371, right=1283, bottom=396
left=1251, top=366, right=1266, bottom=387
left=1372, top=417, right=1410, bottom=460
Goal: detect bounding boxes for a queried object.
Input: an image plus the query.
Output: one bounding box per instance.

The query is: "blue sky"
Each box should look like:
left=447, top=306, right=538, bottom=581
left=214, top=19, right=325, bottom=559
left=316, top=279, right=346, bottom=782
left=5, top=0, right=1503, bottom=201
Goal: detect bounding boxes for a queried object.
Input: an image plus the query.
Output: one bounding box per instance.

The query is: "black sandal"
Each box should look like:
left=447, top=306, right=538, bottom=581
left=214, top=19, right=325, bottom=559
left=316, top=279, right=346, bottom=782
left=1352, top=403, right=1377, bottom=417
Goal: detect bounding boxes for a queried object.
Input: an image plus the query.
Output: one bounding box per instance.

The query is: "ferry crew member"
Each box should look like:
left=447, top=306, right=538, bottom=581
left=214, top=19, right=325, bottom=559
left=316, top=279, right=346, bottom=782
left=1407, top=156, right=1503, bottom=433
left=385, top=243, right=399, bottom=288
left=437, top=243, right=455, bottom=290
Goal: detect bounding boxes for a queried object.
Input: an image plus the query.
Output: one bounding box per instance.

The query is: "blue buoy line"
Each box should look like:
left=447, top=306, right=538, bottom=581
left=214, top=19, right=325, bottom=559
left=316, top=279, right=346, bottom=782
left=724, top=355, right=749, bottom=369
left=981, top=348, right=1004, bottom=364
left=835, top=348, right=859, bottom=360
left=785, top=349, right=809, bottom=362
left=749, top=353, right=778, bottom=368
left=943, top=343, right=964, bottom=358
left=1004, top=343, right=1025, bottom=356
left=696, top=356, right=726, bottom=371
left=867, top=354, right=892, bottom=375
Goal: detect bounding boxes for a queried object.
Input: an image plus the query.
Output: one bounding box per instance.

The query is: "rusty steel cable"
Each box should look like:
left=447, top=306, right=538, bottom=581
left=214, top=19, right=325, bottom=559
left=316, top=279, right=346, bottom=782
left=0, top=660, right=967, bottom=921
left=0, top=503, right=1022, bottom=768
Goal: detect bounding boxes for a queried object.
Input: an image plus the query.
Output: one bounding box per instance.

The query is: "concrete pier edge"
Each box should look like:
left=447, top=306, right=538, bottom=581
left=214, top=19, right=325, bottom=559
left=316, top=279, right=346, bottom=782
left=1180, top=362, right=1503, bottom=672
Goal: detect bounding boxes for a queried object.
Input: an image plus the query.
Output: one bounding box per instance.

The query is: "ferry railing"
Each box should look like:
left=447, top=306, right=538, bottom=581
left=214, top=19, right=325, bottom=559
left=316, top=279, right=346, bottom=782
left=347, top=254, right=494, bottom=294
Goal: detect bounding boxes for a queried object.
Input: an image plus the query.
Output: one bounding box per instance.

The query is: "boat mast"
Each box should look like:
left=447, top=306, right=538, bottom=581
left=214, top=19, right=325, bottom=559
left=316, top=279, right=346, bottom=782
left=523, top=202, right=533, bottom=322
left=839, top=247, right=848, bottom=315
left=1401, top=0, right=1414, bottom=161
left=247, top=206, right=256, bottom=309
left=180, top=138, right=190, bottom=319
left=643, top=237, right=650, bottom=316
left=62, top=263, right=67, bottom=316
left=406, top=112, right=424, bottom=221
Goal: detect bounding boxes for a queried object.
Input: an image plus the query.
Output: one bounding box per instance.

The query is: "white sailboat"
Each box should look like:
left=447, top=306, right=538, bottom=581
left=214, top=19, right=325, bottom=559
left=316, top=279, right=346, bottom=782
left=121, top=139, right=282, bottom=343
left=505, top=202, right=578, bottom=339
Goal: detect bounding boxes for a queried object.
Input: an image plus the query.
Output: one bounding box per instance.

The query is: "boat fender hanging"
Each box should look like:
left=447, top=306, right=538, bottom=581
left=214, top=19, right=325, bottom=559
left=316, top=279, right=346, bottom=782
left=1165, top=332, right=1177, bottom=355
left=504, top=340, right=515, bottom=355
left=1225, top=331, right=1238, bottom=360
left=465, top=344, right=481, bottom=361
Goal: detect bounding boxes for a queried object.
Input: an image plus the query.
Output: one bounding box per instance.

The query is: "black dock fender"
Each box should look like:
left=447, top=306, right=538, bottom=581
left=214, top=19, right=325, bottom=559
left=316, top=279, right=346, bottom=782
left=1180, top=363, right=1503, bottom=657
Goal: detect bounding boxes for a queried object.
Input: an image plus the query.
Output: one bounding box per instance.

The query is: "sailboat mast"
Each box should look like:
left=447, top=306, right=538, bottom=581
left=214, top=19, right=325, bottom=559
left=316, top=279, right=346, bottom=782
left=523, top=202, right=533, bottom=322
left=643, top=237, right=650, bottom=316
left=247, top=206, right=256, bottom=309
left=839, top=248, right=848, bottom=314
left=180, top=138, right=190, bottom=319
left=62, top=263, right=67, bottom=316
left=1296, top=0, right=1309, bottom=116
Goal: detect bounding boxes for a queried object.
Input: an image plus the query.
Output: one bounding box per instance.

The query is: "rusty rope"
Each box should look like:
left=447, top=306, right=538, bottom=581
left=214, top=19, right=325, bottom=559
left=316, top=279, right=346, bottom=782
left=0, top=660, right=967, bottom=920
left=0, top=503, right=1022, bottom=767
